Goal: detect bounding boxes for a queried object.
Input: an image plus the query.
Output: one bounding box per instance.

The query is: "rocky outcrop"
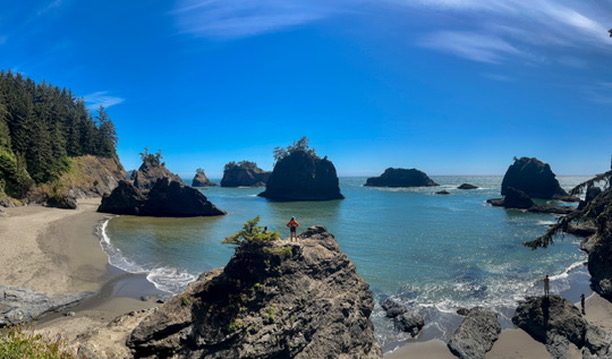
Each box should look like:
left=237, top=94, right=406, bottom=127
left=512, top=295, right=587, bottom=358
left=365, top=168, right=438, bottom=188
left=258, top=151, right=344, bottom=201
left=447, top=309, right=501, bottom=359
left=221, top=162, right=271, bottom=187
left=501, top=157, right=578, bottom=201
left=578, top=185, right=603, bottom=210
left=0, top=284, right=92, bottom=327
left=46, top=194, right=78, bottom=209
left=127, top=226, right=382, bottom=358
left=380, top=298, right=424, bottom=336
left=192, top=170, right=217, bottom=187
left=132, top=156, right=182, bottom=192
left=458, top=183, right=478, bottom=190
left=487, top=187, right=575, bottom=215
left=98, top=178, right=225, bottom=217
left=436, top=190, right=450, bottom=195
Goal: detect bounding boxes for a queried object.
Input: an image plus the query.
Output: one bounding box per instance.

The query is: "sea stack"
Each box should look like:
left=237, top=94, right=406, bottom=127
left=192, top=169, right=217, bottom=187
left=98, top=151, right=225, bottom=217
left=258, top=138, right=344, bottom=201
left=364, top=168, right=439, bottom=188
left=220, top=161, right=271, bottom=187
left=127, top=226, right=382, bottom=358
left=501, top=157, right=578, bottom=201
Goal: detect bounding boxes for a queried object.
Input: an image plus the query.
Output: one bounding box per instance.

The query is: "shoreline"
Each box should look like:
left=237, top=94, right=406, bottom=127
left=0, top=199, right=162, bottom=331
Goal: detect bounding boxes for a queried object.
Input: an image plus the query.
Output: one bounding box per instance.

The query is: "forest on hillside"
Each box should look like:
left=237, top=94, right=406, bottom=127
left=0, top=71, right=118, bottom=198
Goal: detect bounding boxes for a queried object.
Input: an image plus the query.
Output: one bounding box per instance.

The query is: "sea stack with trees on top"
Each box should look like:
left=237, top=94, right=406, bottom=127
left=220, top=161, right=271, bottom=187
left=98, top=149, right=225, bottom=217
left=364, top=167, right=439, bottom=188
left=258, top=137, right=344, bottom=201
left=192, top=168, right=217, bottom=187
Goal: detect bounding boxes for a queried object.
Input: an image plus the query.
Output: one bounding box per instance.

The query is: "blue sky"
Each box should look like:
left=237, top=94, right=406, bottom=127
left=1, top=0, right=611, bottom=177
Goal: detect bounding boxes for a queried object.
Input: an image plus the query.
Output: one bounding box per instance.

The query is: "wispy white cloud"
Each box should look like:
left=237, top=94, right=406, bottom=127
left=483, top=73, right=514, bottom=82
left=83, top=91, right=125, bottom=110
left=402, top=0, right=611, bottom=65
left=585, top=82, right=612, bottom=105
left=173, top=0, right=350, bottom=39
left=419, top=31, right=521, bottom=63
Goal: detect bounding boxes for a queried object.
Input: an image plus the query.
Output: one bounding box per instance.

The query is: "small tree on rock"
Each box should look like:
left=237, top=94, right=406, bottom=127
left=222, top=216, right=280, bottom=245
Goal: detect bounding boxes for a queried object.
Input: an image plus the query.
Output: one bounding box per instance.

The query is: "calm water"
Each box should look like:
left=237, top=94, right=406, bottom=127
left=102, top=176, right=589, bottom=349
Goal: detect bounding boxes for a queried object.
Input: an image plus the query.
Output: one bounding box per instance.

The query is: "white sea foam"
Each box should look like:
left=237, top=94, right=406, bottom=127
left=97, top=217, right=196, bottom=294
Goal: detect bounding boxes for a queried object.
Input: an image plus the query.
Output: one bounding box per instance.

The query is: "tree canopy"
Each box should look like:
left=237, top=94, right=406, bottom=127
left=224, top=160, right=259, bottom=171
left=0, top=71, right=119, bottom=197
left=273, top=136, right=318, bottom=163
left=222, top=216, right=281, bottom=245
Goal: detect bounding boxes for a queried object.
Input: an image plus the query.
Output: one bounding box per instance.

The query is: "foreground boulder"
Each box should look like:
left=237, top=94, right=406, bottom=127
left=221, top=161, right=271, bottom=187
left=45, top=193, right=78, bottom=209
left=512, top=296, right=587, bottom=358
left=259, top=151, right=344, bottom=201
left=99, top=178, right=225, bottom=217
left=192, top=169, right=217, bottom=187
left=448, top=309, right=500, bottom=359
left=501, top=157, right=578, bottom=201
left=380, top=298, right=424, bottom=336
left=364, top=168, right=439, bottom=188
left=127, top=226, right=381, bottom=358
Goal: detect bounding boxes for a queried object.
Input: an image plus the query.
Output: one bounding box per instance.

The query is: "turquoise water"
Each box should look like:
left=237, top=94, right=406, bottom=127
left=102, top=176, right=589, bottom=348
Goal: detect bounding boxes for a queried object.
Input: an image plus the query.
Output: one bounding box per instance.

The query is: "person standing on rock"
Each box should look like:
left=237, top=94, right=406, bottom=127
left=544, top=275, right=550, bottom=297
left=286, top=217, right=299, bottom=241
left=580, top=293, right=586, bottom=315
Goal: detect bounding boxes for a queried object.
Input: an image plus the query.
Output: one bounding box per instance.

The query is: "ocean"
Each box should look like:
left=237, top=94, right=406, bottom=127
left=100, top=176, right=591, bottom=351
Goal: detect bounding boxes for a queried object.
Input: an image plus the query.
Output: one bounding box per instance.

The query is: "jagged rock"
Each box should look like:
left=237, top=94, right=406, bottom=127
left=132, top=156, right=182, bottom=192
left=99, top=178, right=225, bottom=217
left=221, top=162, right=270, bottom=187
left=98, top=180, right=146, bottom=215
left=192, top=170, right=217, bottom=187
left=259, top=151, right=344, bottom=201
left=46, top=194, right=78, bottom=209
left=458, top=183, right=478, bottom=190
left=487, top=187, right=575, bottom=215
left=436, top=190, right=450, bottom=195
left=364, top=168, right=439, bottom=188
left=578, top=185, right=603, bottom=210
left=512, top=296, right=587, bottom=358
left=447, top=309, right=501, bottom=359
left=394, top=311, right=424, bottom=337
left=127, top=226, right=382, bottom=359
left=381, top=298, right=407, bottom=318
left=0, top=285, right=92, bottom=327
left=501, top=157, right=578, bottom=201
left=488, top=187, right=534, bottom=209
left=139, top=178, right=226, bottom=217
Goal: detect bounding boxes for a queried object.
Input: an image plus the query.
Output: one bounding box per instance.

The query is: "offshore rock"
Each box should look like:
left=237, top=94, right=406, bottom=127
left=258, top=151, right=344, bottom=201
left=0, top=285, right=92, bottom=327
left=447, top=309, right=501, bottom=359
left=381, top=298, right=407, bottom=318
left=512, top=296, right=587, bottom=358
left=132, top=156, right=182, bottom=192
left=221, top=162, right=271, bottom=187
left=436, top=190, right=450, bottom=195
left=458, top=183, right=478, bottom=190
left=98, top=178, right=225, bottom=217
left=192, top=170, right=217, bottom=187
left=578, top=185, right=603, bottom=210
left=364, top=168, right=439, bottom=188
left=127, top=226, right=382, bottom=359
left=501, top=157, right=578, bottom=201
left=487, top=187, right=575, bottom=215
left=394, top=311, right=424, bottom=337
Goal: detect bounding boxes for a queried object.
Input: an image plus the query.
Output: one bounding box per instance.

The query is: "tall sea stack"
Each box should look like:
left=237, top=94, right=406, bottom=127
left=258, top=150, right=344, bottom=201
left=501, top=157, right=578, bottom=201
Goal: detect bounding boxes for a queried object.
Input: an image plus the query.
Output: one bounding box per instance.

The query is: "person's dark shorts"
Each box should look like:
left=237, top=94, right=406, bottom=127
left=290, top=227, right=297, bottom=233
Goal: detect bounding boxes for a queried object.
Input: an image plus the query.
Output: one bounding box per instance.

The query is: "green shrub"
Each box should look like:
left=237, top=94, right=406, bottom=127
left=222, top=216, right=281, bottom=245
left=0, top=326, right=77, bottom=359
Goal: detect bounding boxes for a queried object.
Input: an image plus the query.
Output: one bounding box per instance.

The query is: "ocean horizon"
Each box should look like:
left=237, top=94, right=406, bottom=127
left=100, top=175, right=590, bottom=351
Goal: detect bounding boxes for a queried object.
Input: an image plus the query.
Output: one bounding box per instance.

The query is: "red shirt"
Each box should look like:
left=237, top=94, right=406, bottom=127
left=286, top=219, right=299, bottom=228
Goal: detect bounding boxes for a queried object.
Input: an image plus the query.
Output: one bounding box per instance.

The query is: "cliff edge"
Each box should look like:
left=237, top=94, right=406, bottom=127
left=127, top=226, right=382, bottom=358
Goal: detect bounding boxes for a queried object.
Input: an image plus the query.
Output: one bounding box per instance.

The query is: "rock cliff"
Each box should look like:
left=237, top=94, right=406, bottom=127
left=221, top=161, right=271, bottom=187
left=132, top=156, right=182, bottom=192
left=501, top=157, right=578, bottom=201
left=258, top=151, right=344, bottom=201
left=364, top=168, right=439, bottom=188
left=192, top=170, right=217, bottom=187
left=127, top=226, right=382, bottom=358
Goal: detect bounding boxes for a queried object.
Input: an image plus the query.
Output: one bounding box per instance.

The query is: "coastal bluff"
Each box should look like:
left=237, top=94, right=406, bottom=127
left=128, top=226, right=382, bottom=358
left=501, top=157, right=578, bottom=201
left=258, top=150, right=344, bottom=201
left=364, top=168, right=439, bottom=188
